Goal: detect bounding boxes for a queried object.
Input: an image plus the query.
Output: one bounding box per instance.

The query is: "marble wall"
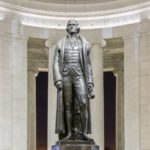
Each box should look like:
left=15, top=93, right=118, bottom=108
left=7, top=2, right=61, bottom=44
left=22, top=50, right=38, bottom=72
left=0, top=29, right=13, bottom=150
left=0, top=21, right=28, bottom=150
left=139, top=20, right=150, bottom=150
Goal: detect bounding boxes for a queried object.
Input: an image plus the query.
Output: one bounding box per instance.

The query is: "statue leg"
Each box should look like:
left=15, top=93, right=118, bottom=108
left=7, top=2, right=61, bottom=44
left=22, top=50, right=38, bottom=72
left=74, top=75, right=91, bottom=140
left=62, top=75, right=73, bottom=140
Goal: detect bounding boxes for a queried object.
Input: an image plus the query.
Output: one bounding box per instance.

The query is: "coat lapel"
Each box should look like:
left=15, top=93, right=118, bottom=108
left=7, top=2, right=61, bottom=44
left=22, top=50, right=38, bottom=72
left=79, top=35, right=87, bottom=78
left=78, top=37, right=84, bottom=71
left=60, top=36, right=67, bottom=71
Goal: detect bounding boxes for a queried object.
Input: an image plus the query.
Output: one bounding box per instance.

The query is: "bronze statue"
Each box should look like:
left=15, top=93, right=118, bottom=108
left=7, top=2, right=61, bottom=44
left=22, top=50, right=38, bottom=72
left=53, top=20, right=95, bottom=141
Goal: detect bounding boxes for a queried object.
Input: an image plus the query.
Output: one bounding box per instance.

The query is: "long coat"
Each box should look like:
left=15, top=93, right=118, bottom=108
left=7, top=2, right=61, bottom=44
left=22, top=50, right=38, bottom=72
left=53, top=35, right=94, bottom=134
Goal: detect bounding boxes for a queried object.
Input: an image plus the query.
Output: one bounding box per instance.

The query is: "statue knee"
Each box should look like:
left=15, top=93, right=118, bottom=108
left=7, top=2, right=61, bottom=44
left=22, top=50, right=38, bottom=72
left=80, top=101, right=87, bottom=111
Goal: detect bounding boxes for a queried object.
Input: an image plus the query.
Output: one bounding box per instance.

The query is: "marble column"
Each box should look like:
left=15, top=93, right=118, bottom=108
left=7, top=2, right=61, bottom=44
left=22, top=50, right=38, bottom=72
left=0, top=28, right=13, bottom=150
left=11, top=34, right=28, bottom=150
left=27, top=70, right=37, bottom=150
left=90, top=43, right=104, bottom=149
left=123, top=33, right=140, bottom=150
left=114, top=68, right=124, bottom=150
left=46, top=41, right=58, bottom=149
left=0, top=21, right=28, bottom=150
left=139, top=20, right=150, bottom=150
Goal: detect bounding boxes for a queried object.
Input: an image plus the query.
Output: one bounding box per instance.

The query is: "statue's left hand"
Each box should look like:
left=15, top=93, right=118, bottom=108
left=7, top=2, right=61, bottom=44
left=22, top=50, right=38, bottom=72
left=55, top=80, right=63, bottom=90
left=88, top=83, right=95, bottom=99
left=88, top=84, right=93, bottom=92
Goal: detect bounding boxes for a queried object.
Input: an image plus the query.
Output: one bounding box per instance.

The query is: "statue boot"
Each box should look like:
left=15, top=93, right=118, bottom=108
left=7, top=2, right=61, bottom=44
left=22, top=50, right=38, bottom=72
left=80, top=104, right=92, bottom=141
left=62, top=111, right=72, bottom=140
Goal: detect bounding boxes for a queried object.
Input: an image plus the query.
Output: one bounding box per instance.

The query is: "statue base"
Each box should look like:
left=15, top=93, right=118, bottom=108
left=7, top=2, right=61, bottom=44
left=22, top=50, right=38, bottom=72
left=52, top=140, right=99, bottom=150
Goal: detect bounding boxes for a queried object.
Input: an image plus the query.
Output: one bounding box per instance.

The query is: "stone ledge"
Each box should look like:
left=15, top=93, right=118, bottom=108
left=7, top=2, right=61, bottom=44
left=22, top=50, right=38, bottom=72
left=52, top=142, right=99, bottom=150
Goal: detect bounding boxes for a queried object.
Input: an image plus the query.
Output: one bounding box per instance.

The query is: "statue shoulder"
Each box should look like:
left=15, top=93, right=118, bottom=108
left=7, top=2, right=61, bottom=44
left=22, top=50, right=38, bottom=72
left=56, top=37, right=66, bottom=49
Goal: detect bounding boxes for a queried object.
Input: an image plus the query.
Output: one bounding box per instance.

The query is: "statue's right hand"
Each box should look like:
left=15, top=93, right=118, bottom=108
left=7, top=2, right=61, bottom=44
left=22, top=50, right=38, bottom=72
left=55, top=81, right=63, bottom=90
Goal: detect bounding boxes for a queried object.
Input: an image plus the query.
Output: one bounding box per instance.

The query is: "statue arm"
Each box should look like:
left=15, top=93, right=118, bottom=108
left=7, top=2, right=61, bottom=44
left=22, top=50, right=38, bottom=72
left=86, top=43, right=94, bottom=86
left=86, top=43, right=95, bottom=99
left=53, top=45, right=62, bottom=86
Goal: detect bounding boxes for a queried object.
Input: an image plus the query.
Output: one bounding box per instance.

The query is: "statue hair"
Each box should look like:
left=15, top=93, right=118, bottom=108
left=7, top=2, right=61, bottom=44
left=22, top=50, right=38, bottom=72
left=66, top=20, right=80, bottom=33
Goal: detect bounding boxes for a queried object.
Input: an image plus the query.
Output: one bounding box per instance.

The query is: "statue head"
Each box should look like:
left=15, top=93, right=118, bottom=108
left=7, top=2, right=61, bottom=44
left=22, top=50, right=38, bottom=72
left=66, top=20, right=80, bottom=34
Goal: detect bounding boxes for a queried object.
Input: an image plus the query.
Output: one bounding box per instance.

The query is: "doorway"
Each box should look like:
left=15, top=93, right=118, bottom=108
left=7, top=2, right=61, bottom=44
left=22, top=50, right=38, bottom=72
left=36, top=72, right=48, bottom=150
left=104, top=72, right=116, bottom=150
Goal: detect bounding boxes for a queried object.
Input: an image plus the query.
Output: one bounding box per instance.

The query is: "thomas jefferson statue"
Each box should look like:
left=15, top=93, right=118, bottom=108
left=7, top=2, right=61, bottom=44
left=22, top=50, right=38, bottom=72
left=53, top=20, right=95, bottom=141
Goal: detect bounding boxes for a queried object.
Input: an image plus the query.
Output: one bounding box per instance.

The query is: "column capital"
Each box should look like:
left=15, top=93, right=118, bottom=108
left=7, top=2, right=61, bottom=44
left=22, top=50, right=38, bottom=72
left=45, top=39, right=56, bottom=49
left=45, top=39, right=52, bottom=48
left=28, top=63, right=39, bottom=75
left=113, top=66, right=124, bottom=77
left=101, top=39, right=107, bottom=48
left=91, top=39, right=107, bottom=49
left=28, top=66, right=39, bottom=72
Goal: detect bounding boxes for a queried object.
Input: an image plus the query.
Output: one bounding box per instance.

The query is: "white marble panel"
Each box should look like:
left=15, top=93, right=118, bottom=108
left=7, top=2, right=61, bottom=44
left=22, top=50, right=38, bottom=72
left=0, top=70, right=12, bottom=99
left=139, top=28, right=150, bottom=150
left=27, top=71, right=36, bottom=150
left=140, top=104, right=150, bottom=126
left=12, top=39, right=27, bottom=76
left=0, top=38, right=12, bottom=70
left=12, top=118, right=27, bottom=150
left=11, top=35, right=28, bottom=150
left=139, top=75, right=150, bottom=105
left=140, top=34, right=150, bottom=62
left=0, top=118, right=12, bottom=150
left=12, top=97, right=27, bottom=120
left=124, top=35, right=140, bottom=150
left=90, top=43, right=104, bottom=148
left=13, top=76, right=27, bottom=98
left=48, top=45, right=58, bottom=149
left=0, top=33, right=12, bottom=150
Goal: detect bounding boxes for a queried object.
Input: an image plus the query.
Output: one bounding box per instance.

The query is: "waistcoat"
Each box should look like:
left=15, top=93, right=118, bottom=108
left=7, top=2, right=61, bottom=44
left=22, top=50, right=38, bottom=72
left=63, top=37, right=83, bottom=75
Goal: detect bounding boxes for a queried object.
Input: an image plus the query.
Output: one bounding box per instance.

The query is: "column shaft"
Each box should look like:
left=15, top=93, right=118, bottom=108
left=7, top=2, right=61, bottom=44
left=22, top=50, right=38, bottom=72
left=27, top=71, right=36, bottom=150
left=115, top=70, right=124, bottom=150
left=124, top=35, right=140, bottom=150
left=48, top=45, right=58, bottom=149
left=139, top=29, right=150, bottom=150
left=91, top=43, right=104, bottom=149
left=0, top=29, right=28, bottom=150
left=0, top=32, right=13, bottom=150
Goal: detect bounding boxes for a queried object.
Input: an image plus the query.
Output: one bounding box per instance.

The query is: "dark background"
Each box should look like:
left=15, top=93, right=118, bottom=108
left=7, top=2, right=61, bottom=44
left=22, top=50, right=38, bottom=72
left=36, top=72, right=48, bottom=150
left=36, top=72, right=116, bottom=150
left=104, top=72, right=116, bottom=150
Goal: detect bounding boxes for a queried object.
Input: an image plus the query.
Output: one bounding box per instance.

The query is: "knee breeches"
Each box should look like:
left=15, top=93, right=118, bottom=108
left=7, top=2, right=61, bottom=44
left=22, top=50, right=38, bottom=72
left=63, top=72, right=88, bottom=112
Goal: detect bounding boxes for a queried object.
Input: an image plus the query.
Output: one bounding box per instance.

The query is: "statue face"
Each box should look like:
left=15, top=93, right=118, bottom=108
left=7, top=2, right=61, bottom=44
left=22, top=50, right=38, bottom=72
left=67, top=20, right=78, bottom=34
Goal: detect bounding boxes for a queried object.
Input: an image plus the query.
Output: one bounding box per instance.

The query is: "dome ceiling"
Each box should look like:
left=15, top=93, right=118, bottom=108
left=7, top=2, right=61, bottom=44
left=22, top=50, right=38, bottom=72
left=32, top=0, right=117, bottom=4
left=0, top=0, right=149, bottom=29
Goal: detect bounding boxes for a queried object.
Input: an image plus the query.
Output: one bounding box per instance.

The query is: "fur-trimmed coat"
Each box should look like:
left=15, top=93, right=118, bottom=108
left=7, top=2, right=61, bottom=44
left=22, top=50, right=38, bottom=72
left=53, top=35, right=94, bottom=134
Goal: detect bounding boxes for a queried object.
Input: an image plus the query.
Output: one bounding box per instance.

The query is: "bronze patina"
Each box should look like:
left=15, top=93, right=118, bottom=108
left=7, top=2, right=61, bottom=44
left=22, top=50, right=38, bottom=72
left=53, top=20, right=95, bottom=141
